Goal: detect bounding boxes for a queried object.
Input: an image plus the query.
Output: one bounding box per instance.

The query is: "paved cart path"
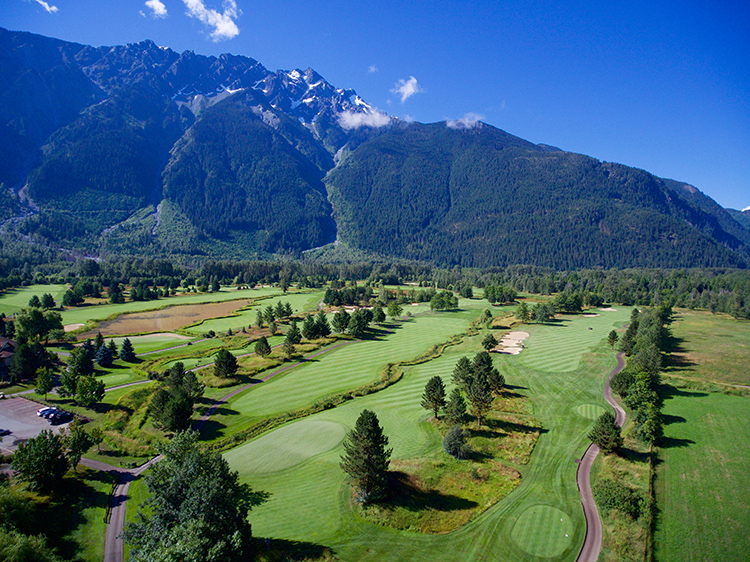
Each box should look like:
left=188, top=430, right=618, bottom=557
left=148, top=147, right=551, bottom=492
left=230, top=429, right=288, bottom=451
left=575, top=351, right=626, bottom=562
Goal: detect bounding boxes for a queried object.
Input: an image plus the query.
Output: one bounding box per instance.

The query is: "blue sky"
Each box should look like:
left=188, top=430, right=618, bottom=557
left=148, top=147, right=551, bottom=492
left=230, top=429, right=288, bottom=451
left=3, top=0, right=749, bottom=209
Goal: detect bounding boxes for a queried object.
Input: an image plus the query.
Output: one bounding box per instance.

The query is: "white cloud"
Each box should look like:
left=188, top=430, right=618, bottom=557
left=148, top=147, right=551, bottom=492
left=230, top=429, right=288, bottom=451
left=446, top=113, right=485, bottom=129
left=145, top=0, right=168, bottom=18
left=28, top=0, right=58, bottom=13
left=182, top=0, right=240, bottom=41
left=391, top=76, right=422, bottom=104
left=368, top=65, right=378, bottom=74
left=338, top=110, right=391, bottom=130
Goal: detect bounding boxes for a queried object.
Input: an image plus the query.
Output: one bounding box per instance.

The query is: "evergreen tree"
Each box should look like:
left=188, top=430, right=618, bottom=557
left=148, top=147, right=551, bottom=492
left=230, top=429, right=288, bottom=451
left=420, top=376, right=447, bottom=418
left=120, top=338, right=136, bottom=362
left=284, top=302, right=293, bottom=317
left=332, top=309, right=350, bottom=333
left=452, top=356, right=474, bottom=389
left=286, top=320, right=302, bottom=344
left=466, top=377, right=493, bottom=428
left=445, top=388, right=467, bottom=423
left=443, top=425, right=470, bottom=459
left=255, top=337, right=271, bottom=357
left=607, top=330, right=619, bottom=347
left=255, top=309, right=264, bottom=328
left=340, top=410, right=392, bottom=504
left=95, top=343, right=113, bottom=368
left=315, top=310, right=331, bottom=338
left=588, top=412, right=623, bottom=453
left=264, top=305, right=276, bottom=324
left=482, top=332, right=498, bottom=351
left=108, top=339, right=118, bottom=359
left=283, top=337, right=295, bottom=360
left=301, top=315, right=318, bottom=340
left=214, top=348, right=239, bottom=378
left=268, top=320, right=277, bottom=336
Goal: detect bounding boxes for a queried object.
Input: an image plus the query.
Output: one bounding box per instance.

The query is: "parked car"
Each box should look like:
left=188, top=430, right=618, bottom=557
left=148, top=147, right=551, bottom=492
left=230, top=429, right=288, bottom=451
left=42, top=409, right=59, bottom=419
left=49, top=411, right=73, bottom=425
left=37, top=406, right=57, bottom=417
left=0, top=429, right=11, bottom=437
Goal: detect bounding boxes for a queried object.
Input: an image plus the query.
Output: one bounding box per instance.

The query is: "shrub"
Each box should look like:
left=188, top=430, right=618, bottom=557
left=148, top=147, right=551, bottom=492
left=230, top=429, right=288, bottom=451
left=443, top=425, right=470, bottom=459
left=593, top=479, right=644, bottom=520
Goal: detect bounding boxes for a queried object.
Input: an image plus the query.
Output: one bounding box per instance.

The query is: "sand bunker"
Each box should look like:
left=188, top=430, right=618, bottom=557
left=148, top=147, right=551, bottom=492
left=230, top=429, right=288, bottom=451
left=599, top=308, right=618, bottom=312
left=493, top=331, right=530, bottom=355
left=582, top=313, right=600, bottom=318
left=64, top=323, right=85, bottom=332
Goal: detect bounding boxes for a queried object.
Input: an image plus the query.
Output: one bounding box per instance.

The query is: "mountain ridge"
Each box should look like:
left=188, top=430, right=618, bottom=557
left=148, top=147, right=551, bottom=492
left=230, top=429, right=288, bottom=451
left=1, top=27, right=748, bottom=269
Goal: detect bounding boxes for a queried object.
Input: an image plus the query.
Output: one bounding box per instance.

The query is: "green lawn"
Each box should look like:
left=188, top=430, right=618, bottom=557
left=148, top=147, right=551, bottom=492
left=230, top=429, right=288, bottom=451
left=202, top=310, right=478, bottom=443
left=0, top=284, right=69, bottom=314
left=222, top=307, right=629, bottom=561
left=654, top=387, right=750, bottom=562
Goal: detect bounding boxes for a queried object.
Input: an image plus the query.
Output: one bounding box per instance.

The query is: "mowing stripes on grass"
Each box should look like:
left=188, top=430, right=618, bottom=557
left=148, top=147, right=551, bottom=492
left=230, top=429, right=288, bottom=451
left=575, top=404, right=607, bottom=420
left=223, top=420, right=345, bottom=474
left=511, top=505, right=574, bottom=557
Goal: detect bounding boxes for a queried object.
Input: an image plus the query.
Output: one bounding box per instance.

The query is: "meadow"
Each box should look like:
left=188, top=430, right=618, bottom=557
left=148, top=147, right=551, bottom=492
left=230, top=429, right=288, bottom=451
left=653, top=309, right=750, bottom=562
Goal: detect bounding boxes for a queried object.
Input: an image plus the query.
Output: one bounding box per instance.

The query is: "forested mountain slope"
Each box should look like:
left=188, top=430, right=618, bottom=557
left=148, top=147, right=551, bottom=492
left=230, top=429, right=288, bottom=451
left=1, top=27, right=748, bottom=268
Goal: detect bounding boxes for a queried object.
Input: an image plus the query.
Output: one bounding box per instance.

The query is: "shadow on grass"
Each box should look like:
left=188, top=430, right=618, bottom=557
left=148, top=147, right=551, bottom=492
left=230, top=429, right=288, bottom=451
left=41, top=469, right=113, bottom=560
left=662, top=414, right=687, bottom=425
left=658, top=436, right=696, bottom=449
left=659, top=385, right=708, bottom=400
left=379, top=471, right=479, bottom=512
left=618, top=447, right=651, bottom=463
left=482, top=417, right=547, bottom=435
left=194, top=418, right=228, bottom=438
left=253, top=537, right=335, bottom=561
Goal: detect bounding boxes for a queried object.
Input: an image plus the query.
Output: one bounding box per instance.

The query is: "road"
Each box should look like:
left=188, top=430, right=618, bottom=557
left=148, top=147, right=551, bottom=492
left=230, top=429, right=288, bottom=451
left=574, top=351, right=626, bottom=562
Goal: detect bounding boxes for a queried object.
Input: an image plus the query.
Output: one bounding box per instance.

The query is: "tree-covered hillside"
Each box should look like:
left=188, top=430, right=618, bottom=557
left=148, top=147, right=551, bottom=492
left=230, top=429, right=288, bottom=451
left=326, top=122, right=750, bottom=269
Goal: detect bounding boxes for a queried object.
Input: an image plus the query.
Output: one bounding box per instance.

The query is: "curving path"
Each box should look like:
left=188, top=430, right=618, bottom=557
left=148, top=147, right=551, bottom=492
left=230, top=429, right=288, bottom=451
left=575, top=351, right=626, bottom=562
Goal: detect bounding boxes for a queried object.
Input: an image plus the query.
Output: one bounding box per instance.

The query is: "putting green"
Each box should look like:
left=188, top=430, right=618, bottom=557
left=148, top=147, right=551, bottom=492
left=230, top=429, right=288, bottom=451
left=223, top=420, right=345, bottom=474
left=576, top=403, right=607, bottom=419
left=511, top=504, right=574, bottom=558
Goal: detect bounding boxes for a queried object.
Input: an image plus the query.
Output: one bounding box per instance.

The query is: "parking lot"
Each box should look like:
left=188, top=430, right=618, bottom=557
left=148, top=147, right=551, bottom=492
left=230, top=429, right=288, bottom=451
left=0, top=396, right=69, bottom=455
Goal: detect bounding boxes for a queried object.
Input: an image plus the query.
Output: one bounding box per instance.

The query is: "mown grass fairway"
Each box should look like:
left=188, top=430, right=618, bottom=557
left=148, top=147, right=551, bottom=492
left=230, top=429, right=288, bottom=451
left=665, top=309, right=750, bottom=385
left=225, top=306, right=630, bottom=561
left=0, top=283, right=68, bottom=314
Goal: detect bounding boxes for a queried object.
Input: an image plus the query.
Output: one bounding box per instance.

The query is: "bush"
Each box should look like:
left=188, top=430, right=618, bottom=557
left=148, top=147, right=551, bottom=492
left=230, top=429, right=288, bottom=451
left=593, top=479, right=644, bottom=520
left=443, top=425, right=470, bottom=459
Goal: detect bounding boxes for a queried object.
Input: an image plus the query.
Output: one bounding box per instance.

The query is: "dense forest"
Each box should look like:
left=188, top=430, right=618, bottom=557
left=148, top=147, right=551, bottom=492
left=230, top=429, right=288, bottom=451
left=1, top=256, right=749, bottom=320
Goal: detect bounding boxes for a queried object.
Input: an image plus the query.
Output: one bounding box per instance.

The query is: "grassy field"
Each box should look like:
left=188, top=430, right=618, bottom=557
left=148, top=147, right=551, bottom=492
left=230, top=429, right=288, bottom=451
left=0, top=284, right=69, bottom=314
left=665, top=308, right=750, bottom=386
left=653, top=308, right=750, bottom=562
left=58, top=286, right=286, bottom=326
left=222, top=307, right=629, bottom=561
left=654, top=387, right=750, bottom=562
